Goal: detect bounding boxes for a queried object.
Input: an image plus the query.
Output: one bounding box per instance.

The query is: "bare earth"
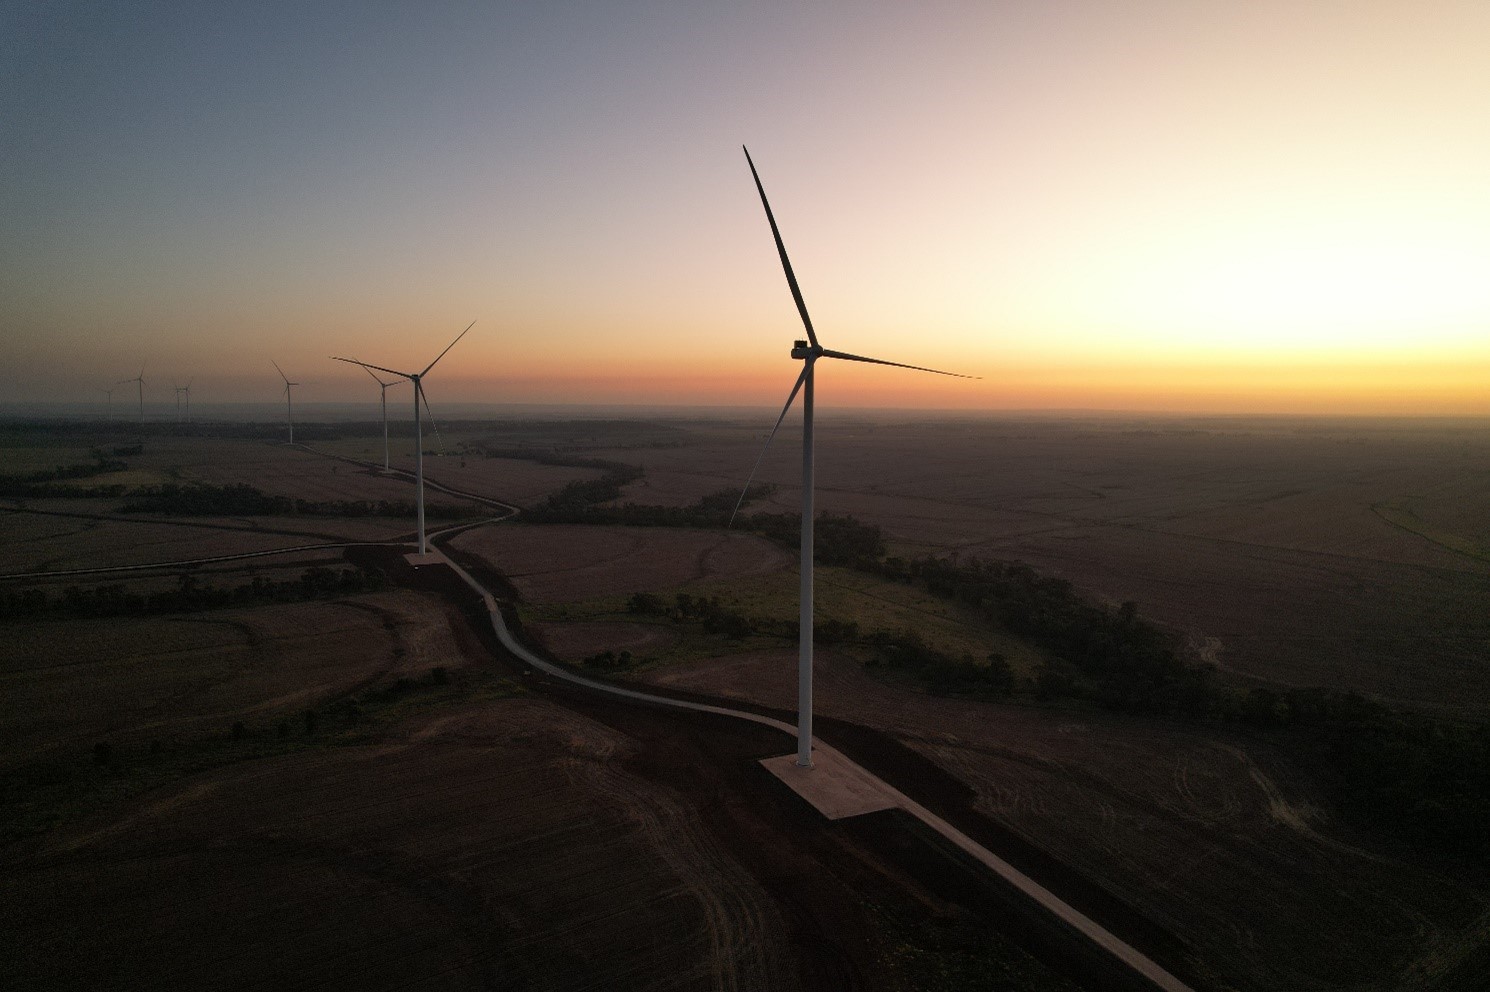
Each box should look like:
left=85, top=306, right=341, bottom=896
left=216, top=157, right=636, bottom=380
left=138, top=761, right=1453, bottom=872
left=627, top=647, right=1487, bottom=992
left=450, top=524, right=792, bottom=604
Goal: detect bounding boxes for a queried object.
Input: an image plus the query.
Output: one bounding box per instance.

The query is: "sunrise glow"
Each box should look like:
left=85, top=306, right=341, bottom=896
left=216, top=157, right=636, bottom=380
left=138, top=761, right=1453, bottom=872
left=4, top=2, right=1489, bottom=414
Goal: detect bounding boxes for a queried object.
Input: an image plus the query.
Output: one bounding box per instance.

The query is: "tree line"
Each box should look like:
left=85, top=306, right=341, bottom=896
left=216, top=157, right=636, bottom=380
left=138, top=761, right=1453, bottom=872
left=119, top=482, right=484, bottom=519
left=0, top=566, right=386, bottom=621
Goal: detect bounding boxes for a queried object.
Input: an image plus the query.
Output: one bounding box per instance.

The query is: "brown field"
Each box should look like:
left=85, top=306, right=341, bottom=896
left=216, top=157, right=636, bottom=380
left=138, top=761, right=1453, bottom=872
left=0, top=544, right=1082, bottom=992
left=530, top=618, right=684, bottom=661
left=6, top=415, right=1489, bottom=991
left=449, top=524, right=793, bottom=604
left=0, top=502, right=412, bottom=574
left=0, top=589, right=463, bottom=771
left=142, top=436, right=480, bottom=509
left=0, top=699, right=812, bottom=992
left=630, top=647, right=1488, bottom=992
left=577, top=415, right=1490, bottom=714
left=313, top=439, right=607, bottom=506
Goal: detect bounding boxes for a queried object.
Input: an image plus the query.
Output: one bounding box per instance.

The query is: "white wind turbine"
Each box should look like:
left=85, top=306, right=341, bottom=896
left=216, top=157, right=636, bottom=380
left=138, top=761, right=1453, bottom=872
left=173, top=379, right=192, bottom=423
left=272, top=361, right=298, bottom=444
left=332, top=320, right=474, bottom=557
left=118, top=366, right=146, bottom=422
left=360, top=364, right=404, bottom=472
left=733, top=146, right=974, bottom=768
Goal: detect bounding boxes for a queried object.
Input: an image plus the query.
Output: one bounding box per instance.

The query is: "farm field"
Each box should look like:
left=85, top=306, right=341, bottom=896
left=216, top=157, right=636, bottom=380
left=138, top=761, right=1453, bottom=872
left=448, top=501, right=1489, bottom=992
left=0, top=588, right=466, bottom=773
left=0, top=542, right=1081, bottom=992
left=309, top=433, right=608, bottom=507
left=0, top=503, right=404, bottom=573
left=630, top=648, right=1488, bottom=992
left=576, top=415, right=1490, bottom=714
left=4, top=414, right=1489, bottom=991
left=449, top=523, right=793, bottom=604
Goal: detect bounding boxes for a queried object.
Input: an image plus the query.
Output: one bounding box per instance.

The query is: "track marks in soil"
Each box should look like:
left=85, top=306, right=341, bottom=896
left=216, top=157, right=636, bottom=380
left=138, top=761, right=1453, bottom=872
left=565, top=757, right=794, bottom=991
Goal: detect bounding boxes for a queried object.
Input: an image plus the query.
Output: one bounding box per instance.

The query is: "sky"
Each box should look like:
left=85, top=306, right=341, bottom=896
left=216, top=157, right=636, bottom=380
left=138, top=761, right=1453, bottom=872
left=4, top=1, right=1489, bottom=416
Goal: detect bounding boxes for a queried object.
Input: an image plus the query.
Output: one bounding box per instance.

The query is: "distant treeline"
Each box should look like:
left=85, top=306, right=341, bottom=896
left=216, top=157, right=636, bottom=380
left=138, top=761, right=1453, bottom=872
left=624, top=589, right=1016, bottom=696
left=118, top=482, right=484, bottom=520
left=523, top=481, right=888, bottom=568
left=871, top=553, right=1490, bottom=858
left=0, top=449, right=131, bottom=497
left=876, top=555, right=1214, bottom=717
left=0, top=565, right=386, bottom=621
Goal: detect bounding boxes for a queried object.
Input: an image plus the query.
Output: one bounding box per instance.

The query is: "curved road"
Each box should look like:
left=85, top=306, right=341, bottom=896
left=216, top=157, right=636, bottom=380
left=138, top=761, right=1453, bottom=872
left=428, top=540, right=1196, bottom=992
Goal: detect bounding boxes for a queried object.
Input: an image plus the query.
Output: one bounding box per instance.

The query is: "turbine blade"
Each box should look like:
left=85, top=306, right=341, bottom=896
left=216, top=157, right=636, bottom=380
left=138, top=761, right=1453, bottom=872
left=420, top=319, right=476, bottom=377
left=331, top=356, right=412, bottom=380
left=360, top=364, right=392, bottom=387
left=728, top=365, right=809, bottom=528
left=271, top=360, right=290, bottom=384
left=819, top=348, right=978, bottom=379
left=743, top=146, right=818, bottom=349
left=420, top=386, right=448, bottom=456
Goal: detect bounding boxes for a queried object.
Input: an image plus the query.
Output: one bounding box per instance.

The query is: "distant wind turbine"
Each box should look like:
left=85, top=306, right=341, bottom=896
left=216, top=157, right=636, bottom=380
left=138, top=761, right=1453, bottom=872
left=359, top=364, right=404, bottom=472
left=118, top=366, right=146, bottom=423
left=732, top=146, right=975, bottom=768
left=100, top=387, right=113, bottom=421
left=272, top=361, right=298, bottom=444
left=173, top=380, right=192, bottom=423
left=332, top=320, right=475, bottom=557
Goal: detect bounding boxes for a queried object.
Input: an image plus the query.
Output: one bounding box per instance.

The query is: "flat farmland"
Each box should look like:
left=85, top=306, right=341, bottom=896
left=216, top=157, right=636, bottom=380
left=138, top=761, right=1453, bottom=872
left=0, top=503, right=409, bottom=574
left=449, top=524, right=793, bottom=604
left=312, top=436, right=608, bottom=506
left=582, top=416, right=1490, bottom=714
left=0, top=699, right=800, bottom=992
left=0, top=589, right=463, bottom=771
left=0, top=607, right=1080, bottom=992
left=631, top=648, right=1489, bottom=992
left=148, top=437, right=480, bottom=509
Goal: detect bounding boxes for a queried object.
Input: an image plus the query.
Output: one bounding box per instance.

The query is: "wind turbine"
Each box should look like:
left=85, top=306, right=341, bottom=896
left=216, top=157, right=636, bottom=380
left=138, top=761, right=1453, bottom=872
left=272, top=361, right=298, bottom=444
left=173, top=380, right=191, bottom=423
left=100, top=387, right=113, bottom=421
left=332, top=320, right=475, bottom=557
left=733, top=146, right=974, bottom=768
left=118, top=366, right=146, bottom=422
left=359, top=364, right=403, bottom=472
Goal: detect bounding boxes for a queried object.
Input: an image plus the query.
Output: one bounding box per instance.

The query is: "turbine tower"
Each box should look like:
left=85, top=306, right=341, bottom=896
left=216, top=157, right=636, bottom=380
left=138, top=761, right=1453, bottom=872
left=173, top=380, right=192, bottom=423
left=332, top=320, right=474, bottom=557
left=734, top=146, right=973, bottom=768
left=360, top=364, right=403, bottom=472
left=272, top=361, right=298, bottom=444
left=118, top=366, right=146, bottom=422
